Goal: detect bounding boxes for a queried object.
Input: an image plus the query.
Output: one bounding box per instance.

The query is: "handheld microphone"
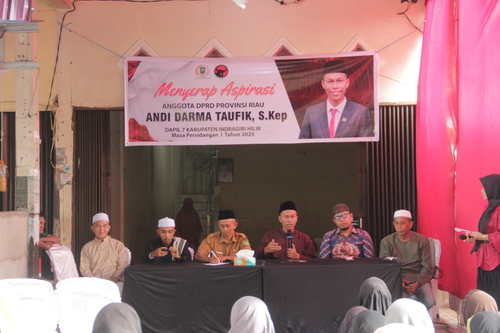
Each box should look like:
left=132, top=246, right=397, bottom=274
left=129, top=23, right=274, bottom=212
left=459, top=234, right=471, bottom=241
left=287, top=230, right=293, bottom=249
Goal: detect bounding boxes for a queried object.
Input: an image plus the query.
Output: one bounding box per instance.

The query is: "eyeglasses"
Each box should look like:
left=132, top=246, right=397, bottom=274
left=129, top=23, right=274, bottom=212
left=333, top=213, right=349, bottom=221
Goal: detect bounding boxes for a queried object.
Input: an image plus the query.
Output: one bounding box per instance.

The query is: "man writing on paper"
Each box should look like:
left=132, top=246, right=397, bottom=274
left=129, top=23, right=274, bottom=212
left=379, top=209, right=435, bottom=309
left=195, top=210, right=252, bottom=263
left=299, top=59, right=373, bottom=139
left=142, top=217, right=191, bottom=263
left=256, top=201, right=316, bottom=260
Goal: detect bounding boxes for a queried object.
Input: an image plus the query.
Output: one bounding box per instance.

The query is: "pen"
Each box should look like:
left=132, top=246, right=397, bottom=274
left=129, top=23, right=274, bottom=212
left=210, top=250, right=219, bottom=262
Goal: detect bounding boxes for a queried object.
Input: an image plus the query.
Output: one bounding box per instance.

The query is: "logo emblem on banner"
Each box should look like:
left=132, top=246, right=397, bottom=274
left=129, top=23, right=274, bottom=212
left=214, top=65, right=229, bottom=78
left=196, top=65, right=210, bottom=79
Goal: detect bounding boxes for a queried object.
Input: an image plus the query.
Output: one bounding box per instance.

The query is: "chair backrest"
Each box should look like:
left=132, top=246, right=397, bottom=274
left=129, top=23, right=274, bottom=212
left=428, top=237, right=443, bottom=279
left=46, top=244, right=79, bottom=283
left=54, top=277, right=121, bottom=333
left=125, top=247, right=132, bottom=265
left=0, top=278, right=58, bottom=333
left=188, top=247, right=195, bottom=261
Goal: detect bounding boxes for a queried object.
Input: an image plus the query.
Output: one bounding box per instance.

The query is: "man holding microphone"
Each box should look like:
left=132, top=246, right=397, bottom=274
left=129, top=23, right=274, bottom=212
left=256, top=201, right=316, bottom=260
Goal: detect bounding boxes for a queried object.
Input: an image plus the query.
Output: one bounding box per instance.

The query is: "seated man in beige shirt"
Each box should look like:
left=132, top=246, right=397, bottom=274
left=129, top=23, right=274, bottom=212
left=80, top=213, right=128, bottom=288
left=195, top=210, right=251, bottom=263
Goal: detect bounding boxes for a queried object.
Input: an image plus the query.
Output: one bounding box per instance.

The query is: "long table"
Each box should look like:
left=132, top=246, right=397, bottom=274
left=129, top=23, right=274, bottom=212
left=122, top=259, right=401, bottom=333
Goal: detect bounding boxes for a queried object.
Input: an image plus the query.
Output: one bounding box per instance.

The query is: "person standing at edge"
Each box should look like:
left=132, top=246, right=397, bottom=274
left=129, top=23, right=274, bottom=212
left=466, top=174, right=500, bottom=308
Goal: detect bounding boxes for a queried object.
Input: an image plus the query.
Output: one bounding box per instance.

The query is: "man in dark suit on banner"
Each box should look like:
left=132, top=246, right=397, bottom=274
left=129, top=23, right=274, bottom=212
left=299, top=59, right=373, bottom=139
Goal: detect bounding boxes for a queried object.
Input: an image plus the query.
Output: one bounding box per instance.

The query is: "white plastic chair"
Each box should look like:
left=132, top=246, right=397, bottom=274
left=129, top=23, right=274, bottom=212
left=0, top=278, right=58, bottom=333
left=428, top=237, right=442, bottom=319
left=54, top=277, right=121, bottom=333
left=125, top=247, right=132, bottom=266
left=46, top=244, right=79, bottom=283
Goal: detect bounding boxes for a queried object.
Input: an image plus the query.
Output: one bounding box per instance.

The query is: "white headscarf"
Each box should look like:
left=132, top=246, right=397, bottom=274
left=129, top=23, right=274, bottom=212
left=384, top=298, right=435, bottom=333
left=374, top=323, right=420, bottom=333
left=228, top=296, right=275, bottom=333
left=92, top=303, right=142, bottom=333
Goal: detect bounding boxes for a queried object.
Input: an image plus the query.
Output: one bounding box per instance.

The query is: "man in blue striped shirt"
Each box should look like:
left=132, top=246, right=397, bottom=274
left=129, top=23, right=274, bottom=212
left=319, top=204, right=375, bottom=259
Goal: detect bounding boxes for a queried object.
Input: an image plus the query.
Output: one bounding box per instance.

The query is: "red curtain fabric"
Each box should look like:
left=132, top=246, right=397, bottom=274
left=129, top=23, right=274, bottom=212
left=417, top=0, right=500, bottom=298
left=416, top=0, right=459, bottom=296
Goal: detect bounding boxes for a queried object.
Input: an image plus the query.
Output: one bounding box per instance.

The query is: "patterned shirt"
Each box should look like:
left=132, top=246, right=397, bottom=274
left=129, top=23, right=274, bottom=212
left=319, top=227, right=375, bottom=259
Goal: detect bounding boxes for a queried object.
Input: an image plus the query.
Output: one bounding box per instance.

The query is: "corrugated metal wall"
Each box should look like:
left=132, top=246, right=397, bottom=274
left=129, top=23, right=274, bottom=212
left=363, top=104, right=417, bottom=254
left=73, top=109, right=111, bottom=267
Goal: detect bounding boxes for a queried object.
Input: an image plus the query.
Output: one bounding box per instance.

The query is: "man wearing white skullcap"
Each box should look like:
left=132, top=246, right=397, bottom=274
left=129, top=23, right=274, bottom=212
left=379, top=209, right=435, bottom=309
left=142, top=217, right=191, bottom=263
left=80, top=212, right=128, bottom=288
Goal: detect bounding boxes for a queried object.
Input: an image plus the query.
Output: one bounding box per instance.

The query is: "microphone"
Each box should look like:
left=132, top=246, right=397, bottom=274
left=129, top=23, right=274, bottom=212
left=459, top=234, right=471, bottom=241
left=287, top=230, right=293, bottom=249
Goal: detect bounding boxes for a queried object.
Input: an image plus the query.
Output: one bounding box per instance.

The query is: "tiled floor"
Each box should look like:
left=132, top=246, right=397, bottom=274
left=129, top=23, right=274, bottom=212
left=434, top=307, right=467, bottom=333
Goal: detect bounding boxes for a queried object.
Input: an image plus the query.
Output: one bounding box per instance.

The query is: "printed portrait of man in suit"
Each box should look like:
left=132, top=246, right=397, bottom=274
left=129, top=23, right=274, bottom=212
left=298, top=59, right=374, bottom=139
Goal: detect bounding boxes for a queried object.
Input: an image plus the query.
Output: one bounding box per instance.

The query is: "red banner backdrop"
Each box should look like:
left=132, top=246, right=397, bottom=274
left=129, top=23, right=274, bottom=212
left=417, top=0, right=500, bottom=299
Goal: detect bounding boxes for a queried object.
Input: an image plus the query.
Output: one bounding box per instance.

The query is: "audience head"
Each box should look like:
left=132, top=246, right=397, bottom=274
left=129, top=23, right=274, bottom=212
left=218, top=210, right=238, bottom=238
left=91, top=213, right=111, bottom=241
left=351, top=309, right=384, bottom=333
left=359, top=277, right=392, bottom=316
left=228, top=296, right=275, bottom=333
left=338, top=306, right=367, bottom=333
left=384, top=298, right=434, bottom=333
left=92, top=302, right=142, bottom=333
left=374, top=323, right=420, bottom=333
left=468, top=311, right=500, bottom=333
left=462, top=289, right=499, bottom=323
left=332, top=204, right=353, bottom=232
left=157, top=217, right=176, bottom=246
left=278, top=201, right=298, bottom=232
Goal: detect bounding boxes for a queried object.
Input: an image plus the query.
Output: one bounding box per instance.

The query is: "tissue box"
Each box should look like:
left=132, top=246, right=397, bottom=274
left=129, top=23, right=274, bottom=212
left=234, top=257, right=256, bottom=266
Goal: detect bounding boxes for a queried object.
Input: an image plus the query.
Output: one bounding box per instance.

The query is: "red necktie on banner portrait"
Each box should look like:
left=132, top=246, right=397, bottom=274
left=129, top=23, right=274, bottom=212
left=329, top=108, right=338, bottom=138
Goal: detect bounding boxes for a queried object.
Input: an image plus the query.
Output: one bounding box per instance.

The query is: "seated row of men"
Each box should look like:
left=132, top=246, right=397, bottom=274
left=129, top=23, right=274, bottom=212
left=78, top=201, right=435, bottom=309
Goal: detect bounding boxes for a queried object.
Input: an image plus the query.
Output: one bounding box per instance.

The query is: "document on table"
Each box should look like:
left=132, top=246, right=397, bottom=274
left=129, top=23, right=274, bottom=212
left=203, top=262, right=230, bottom=266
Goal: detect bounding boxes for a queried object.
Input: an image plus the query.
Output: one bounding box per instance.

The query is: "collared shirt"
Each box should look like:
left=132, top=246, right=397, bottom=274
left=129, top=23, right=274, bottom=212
left=196, top=232, right=251, bottom=258
left=80, top=236, right=128, bottom=281
left=327, top=98, right=347, bottom=133
left=379, top=231, right=433, bottom=286
left=319, top=227, right=375, bottom=259
left=255, top=228, right=316, bottom=259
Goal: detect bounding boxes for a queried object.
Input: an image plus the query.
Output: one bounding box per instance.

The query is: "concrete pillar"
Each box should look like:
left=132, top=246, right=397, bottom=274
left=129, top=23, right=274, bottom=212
left=14, top=31, right=40, bottom=278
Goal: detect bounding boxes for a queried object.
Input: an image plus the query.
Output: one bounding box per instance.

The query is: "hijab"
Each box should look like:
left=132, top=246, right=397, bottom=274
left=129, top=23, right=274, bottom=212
left=469, top=311, right=500, bottom=333
left=384, top=298, right=435, bottom=333
left=338, top=306, right=368, bottom=333
left=472, top=174, right=500, bottom=253
left=351, top=310, right=385, bottom=333
left=462, top=289, right=499, bottom=323
left=359, top=276, right=392, bottom=315
left=228, top=296, right=275, bottom=333
left=175, top=197, right=203, bottom=242
left=92, top=303, right=142, bottom=333
left=374, top=323, right=420, bottom=333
